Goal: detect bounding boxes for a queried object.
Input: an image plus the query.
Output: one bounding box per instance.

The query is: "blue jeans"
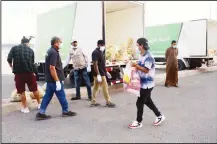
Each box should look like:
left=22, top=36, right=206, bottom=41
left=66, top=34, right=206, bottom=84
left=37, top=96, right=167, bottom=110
left=39, top=82, right=68, bottom=114
left=74, top=68, right=92, bottom=98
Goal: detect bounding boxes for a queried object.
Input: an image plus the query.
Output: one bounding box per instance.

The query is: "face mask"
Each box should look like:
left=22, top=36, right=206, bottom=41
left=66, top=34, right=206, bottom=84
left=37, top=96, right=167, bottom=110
left=59, top=43, right=63, bottom=48
left=173, top=45, right=177, bottom=48
left=100, top=46, right=105, bottom=52
left=136, top=49, right=141, bottom=55
left=72, top=45, right=77, bottom=49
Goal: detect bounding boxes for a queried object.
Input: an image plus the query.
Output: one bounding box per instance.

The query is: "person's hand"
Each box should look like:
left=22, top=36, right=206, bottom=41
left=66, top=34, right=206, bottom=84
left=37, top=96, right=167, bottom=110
left=131, top=63, right=137, bottom=67
left=56, top=81, right=61, bottom=91
left=97, top=75, right=102, bottom=83
left=87, top=65, right=91, bottom=72
left=9, top=64, right=13, bottom=69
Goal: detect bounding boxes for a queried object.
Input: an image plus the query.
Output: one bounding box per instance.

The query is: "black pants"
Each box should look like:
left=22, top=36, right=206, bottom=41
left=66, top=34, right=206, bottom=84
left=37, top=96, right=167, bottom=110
left=136, top=88, right=161, bottom=123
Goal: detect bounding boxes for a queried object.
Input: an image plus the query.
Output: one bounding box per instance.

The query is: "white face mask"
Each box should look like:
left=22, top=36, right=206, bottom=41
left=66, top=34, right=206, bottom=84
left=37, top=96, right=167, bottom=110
left=100, top=46, right=105, bottom=52
left=72, top=45, right=77, bottom=49
left=173, top=45, right=177, bottom=48
left=136, top=49, right=141, bottom=55
left=59, top=43, right=63, bottom=48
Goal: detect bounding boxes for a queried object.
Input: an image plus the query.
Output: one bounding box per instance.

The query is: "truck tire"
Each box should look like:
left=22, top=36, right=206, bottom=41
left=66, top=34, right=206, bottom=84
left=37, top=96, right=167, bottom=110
left=189, top=59, right=202, bottom=69
left=178, top=59, right=186, bottom=71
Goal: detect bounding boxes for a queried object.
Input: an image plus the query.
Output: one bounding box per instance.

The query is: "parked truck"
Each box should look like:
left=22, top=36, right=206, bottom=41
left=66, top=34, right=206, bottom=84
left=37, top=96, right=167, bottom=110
left=35, top=1, right=146, bottom=86
left=145, top=19, right=217, bottom=70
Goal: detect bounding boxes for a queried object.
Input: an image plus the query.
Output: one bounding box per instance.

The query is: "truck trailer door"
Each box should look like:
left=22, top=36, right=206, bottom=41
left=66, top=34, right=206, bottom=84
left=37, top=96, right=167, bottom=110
left=72, top=2, right=103, bottom=64
left=35, top=3, right=77, bottom=62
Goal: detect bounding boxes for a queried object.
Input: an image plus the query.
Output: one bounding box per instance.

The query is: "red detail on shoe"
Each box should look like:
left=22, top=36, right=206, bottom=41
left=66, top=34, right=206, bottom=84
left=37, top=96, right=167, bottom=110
left=129, top=124, right=137, bottom=128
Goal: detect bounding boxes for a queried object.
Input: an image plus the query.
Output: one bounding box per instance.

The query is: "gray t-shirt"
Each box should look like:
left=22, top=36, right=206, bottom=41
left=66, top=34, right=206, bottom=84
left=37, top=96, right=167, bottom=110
left=45, top=47, right=65, bottom=82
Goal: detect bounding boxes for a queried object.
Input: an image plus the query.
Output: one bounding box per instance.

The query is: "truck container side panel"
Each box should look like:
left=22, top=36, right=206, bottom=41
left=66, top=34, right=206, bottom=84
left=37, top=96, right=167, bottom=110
left=207, top=21, right=217, bottom=57
left=36, top=3, right=77, bottom=62
left=106, top=6, right=143, bottom=59
left=72, top=2, right=103, bottom=64
left=145, top=23, right=182, bottom=58
left=178, top=20, right=207, bottom=57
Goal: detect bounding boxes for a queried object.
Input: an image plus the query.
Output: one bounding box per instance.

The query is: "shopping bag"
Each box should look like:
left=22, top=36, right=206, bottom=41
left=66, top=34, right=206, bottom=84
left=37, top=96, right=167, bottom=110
left=30, top=85, right=45, bottom=99
left=123, top=67, right=140, bottom=95
left=123, top=62, right=132, bottom=84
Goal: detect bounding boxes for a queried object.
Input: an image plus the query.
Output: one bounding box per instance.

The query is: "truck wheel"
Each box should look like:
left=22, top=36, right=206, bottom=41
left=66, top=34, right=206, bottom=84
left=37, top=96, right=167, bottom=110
left=189, top=59, right=202, bottom=69
left=178, top=59, right=186, bottom=71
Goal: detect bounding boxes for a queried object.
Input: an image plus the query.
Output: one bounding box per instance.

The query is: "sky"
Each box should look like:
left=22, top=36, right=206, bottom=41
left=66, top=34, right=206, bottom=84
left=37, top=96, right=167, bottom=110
left=2, top=1, right=217, bottom=43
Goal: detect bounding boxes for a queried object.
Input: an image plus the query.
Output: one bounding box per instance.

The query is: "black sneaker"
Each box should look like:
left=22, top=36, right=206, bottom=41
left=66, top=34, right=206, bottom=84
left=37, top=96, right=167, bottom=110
left=90, top=102, right=100, bottom=107
left=62, top=111, right=77, bottom=117
left=88, top=97, right=92, bottom=101
left=165, top=84, right=169, bottom=88
left=71, top=97, right=81, bottom=101
left=36, top=112, right=51, bottom=120
left=106, top=102, right=116, bottom=108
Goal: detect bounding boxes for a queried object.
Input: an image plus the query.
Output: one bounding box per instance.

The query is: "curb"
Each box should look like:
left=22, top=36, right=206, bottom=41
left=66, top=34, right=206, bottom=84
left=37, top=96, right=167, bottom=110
left=2, top=66, right=217, bottom=116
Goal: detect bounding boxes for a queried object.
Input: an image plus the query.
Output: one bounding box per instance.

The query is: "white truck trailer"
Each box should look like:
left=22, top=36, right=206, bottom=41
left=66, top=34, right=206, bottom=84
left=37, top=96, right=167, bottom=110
left=35, top=1, right=146, bottom=86
left=146, top=19, right=217, bottom=70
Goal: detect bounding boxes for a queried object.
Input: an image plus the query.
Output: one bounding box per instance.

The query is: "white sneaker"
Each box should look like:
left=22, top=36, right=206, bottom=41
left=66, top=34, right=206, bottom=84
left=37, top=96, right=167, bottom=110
left=21, top=108, right=30, bottom=114
left=153, top=115, right=166, bottom=126
left=38, top=104, right=41, bottom=110
left=128, top=121, right=143, bottom=129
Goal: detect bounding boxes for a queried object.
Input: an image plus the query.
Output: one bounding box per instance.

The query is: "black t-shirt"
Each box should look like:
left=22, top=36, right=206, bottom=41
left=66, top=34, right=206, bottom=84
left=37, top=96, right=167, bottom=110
left=45, top=47, right=65, bottom=82
left=91, top=48, right=106, bottom=76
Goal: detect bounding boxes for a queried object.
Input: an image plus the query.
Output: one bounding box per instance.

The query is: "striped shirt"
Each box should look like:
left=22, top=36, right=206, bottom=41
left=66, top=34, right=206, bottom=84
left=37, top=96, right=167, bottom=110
left=137, top=51, right=155, bottom=89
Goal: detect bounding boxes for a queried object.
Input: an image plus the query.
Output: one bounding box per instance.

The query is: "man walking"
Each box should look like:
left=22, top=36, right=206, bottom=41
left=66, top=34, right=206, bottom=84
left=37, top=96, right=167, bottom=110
left=128, top=38, right=165, bottom=129
left=7, top=36, right=41, bottom=113
left=63, top=39, right=92, bottom=100
left=165, top=40, right=179, bottom=87
left=36, top=37, right=76, bottom=120
left=91, top=40, right=115, bottom=107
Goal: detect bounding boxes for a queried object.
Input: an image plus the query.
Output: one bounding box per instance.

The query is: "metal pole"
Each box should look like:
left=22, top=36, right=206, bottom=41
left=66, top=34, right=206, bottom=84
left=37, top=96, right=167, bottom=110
left=102, top=1, right=106, bottom=41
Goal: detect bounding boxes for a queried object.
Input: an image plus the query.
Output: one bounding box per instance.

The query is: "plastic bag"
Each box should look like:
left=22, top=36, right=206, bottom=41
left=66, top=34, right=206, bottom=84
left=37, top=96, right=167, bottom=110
left=30, top=85, right=45, bottom=99
left=123, top=66, right=140, bottom=96
left=10, top=90, right=31, bottom=102
left=123, top=62, right=132, bottom=84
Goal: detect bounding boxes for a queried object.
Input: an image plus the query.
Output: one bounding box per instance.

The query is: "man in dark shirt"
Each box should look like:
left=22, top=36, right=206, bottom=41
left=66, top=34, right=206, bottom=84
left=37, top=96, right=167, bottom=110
left=36, top=37, right=76, bottom=120
left=7, top=36, right=41, bottom=114
left=91, top=40, right=115, bottom=107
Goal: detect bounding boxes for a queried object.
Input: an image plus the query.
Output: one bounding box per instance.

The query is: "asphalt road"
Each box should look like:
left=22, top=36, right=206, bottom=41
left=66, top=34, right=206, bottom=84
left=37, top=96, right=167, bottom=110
left=2, top=71, right=217, bottom=143
left=1, top=68, right=166, bottom=99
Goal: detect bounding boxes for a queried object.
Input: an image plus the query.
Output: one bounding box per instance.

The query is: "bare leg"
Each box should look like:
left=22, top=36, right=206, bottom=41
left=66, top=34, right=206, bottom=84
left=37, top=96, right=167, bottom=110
left=33, top=90, right=41, bottom=104
left=20, top=92, right=27, bottom=108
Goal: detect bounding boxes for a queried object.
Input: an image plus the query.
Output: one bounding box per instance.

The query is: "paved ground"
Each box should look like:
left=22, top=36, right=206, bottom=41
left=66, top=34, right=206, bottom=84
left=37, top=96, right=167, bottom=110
left=1, top=68, right=166, bottom=99
left=2, top=71, right=217, bottom=143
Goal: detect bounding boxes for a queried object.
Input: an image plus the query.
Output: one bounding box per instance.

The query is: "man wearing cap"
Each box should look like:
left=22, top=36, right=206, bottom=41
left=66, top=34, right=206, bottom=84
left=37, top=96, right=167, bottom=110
left=7, top=36, right=41, bottom=113
left=63, top=39, right=92, bottom=100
